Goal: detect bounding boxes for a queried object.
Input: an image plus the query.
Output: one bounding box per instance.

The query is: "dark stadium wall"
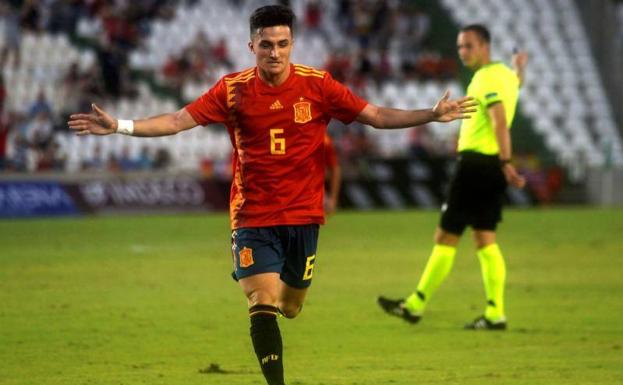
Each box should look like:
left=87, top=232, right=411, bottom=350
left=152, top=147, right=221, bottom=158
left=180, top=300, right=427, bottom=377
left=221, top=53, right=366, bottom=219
left=574, top=0, right=623, bottom=136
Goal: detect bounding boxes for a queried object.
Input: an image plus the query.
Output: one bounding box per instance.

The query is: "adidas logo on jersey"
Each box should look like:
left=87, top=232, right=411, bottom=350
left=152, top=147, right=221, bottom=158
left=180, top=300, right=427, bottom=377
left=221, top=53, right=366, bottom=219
left=269, top=100, right=284, bottom=110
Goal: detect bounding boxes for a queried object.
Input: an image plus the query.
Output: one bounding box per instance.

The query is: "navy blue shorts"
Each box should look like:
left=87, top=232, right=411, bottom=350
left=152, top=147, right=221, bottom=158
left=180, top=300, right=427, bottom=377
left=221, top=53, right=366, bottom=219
left=231, top=224, right=320, bottom=289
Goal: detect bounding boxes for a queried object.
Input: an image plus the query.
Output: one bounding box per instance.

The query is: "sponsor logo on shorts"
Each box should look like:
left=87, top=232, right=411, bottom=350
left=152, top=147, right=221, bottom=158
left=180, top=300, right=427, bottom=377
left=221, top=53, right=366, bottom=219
left=239, top=246, right=254, bottom=268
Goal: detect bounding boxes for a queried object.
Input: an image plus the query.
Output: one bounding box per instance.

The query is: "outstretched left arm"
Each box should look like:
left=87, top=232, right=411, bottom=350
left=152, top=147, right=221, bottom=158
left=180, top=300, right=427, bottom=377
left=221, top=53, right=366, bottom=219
left=356, top=90, right=477, bottom=129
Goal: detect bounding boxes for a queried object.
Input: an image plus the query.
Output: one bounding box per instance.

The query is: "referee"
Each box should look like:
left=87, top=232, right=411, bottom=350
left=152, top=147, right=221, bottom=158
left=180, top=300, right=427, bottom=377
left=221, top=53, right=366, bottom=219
left=378, top=24, right=527, bottom=330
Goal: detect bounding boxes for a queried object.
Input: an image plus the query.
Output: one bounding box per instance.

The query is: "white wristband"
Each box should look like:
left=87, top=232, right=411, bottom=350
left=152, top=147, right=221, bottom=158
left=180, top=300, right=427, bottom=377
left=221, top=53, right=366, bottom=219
left=117, top=119, right=134, bottom=135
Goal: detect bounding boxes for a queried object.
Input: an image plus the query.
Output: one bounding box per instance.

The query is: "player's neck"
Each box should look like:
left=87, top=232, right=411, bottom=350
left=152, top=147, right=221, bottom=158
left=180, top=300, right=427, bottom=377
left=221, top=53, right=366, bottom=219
left=258, top=64, right=291, bottom=87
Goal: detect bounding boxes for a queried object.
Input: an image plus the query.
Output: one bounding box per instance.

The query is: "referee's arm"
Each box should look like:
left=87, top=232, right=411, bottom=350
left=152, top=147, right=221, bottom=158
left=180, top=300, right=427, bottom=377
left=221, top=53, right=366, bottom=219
left=488, top=102, right=526, bottom=188
left=512, top=51, right=528, bottom=87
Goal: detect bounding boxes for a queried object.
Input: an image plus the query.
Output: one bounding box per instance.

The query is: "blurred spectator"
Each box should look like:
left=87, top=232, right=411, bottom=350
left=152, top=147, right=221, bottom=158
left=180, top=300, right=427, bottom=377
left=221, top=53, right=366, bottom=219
left=36, top=139, right=66, bottom=172
left=81, top=143, right=105, bottom=171
left=328, top=1, right=453, bottom=83
left=153, top=148, right=171, bottom=170
left=163, top=53, right=188, bottom=89
left=335, top=123, right=375, bottom=178
left=351, top=1, right=373, bottom=48
left=325, top=49, right=352, bottom=83
left=118, top=145, right=137, bottom=171
left=0, top=73, right=6, bottom=113
left=211, top=37, right=233, bottom=69
left=28, top=90, right=53, bottom=118
left=24, top=111, right=53, bottom=150
left=96, top=37, right=126, bottom=98
left=1, top=2, right=22, bottom=68
left=46, top=0, right=82, bottom=35
left=0, top=114, right=9, bottom=170
left=516, top=154, right=564, bottom=203
left=9, top=132, right=31, bottom=172
left=163, top=31, right=234, bottom=91
left=336, top=0, right=353, bottom=33
left=106, top=151, right=120, bottom=172
left=304, top=0, right=328, bottom=41
left=408, top=124, right=432, bottom=161
left=135, top=145, right=153, bottom=170
left=305, top=0, right=322, bottom=30
left=21, top=0, right=42, bottom=32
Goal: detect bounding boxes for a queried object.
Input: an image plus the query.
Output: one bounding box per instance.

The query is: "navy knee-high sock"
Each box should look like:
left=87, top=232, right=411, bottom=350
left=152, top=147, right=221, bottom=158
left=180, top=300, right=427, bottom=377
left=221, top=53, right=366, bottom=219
left=249, top=305, right=285, bottom=385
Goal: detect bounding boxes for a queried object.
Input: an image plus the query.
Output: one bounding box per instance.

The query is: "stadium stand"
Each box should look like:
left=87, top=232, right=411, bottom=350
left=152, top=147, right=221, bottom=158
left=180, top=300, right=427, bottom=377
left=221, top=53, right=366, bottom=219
left=1, top=0, right=621, bottom=181
left=443, top=0, right=623, bottom=177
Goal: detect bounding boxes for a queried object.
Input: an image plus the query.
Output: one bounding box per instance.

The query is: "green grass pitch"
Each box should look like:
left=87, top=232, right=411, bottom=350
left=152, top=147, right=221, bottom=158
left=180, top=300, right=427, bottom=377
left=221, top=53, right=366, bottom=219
left=1, top=208, right=622, bottom=385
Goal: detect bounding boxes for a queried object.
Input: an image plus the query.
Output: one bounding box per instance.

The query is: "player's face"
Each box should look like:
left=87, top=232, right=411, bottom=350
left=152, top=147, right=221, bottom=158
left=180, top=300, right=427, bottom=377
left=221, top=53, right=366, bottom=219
left=249, top=25, right=293, bottom=78
left=457, top=31, right=488, bottom=69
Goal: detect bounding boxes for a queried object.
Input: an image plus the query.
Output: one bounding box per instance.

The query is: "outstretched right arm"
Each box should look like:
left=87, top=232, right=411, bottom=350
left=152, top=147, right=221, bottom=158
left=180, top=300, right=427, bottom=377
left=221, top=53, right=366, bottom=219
left=68, top=104, right=198, bottom=137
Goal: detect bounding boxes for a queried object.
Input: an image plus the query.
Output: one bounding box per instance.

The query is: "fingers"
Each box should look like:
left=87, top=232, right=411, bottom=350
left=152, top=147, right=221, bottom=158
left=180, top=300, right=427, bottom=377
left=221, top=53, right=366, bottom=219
left=92, top=103, right=104, bottom=115
left=456, top=97, right=477, bottom=108
left=69, top=114, right=94, bottom=121
left=67, top=120, right=89, bottom=130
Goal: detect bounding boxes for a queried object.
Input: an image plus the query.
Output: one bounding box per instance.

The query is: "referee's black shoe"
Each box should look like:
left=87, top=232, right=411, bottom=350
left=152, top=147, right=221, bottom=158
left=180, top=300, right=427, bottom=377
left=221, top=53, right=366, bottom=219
left=377, top=296, right=421, bottom=324
left=464, top=315, right=507, bottom=330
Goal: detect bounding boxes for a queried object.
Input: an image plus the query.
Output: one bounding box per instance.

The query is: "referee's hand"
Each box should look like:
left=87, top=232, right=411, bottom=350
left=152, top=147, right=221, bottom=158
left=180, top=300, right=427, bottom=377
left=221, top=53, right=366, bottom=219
left=502, top=163, right=526, bottom=189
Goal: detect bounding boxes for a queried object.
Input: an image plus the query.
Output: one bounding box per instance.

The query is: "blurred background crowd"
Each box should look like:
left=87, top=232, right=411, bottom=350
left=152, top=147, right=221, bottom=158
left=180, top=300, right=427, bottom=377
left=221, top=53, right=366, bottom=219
left=1, top=0, right=622, bottom=205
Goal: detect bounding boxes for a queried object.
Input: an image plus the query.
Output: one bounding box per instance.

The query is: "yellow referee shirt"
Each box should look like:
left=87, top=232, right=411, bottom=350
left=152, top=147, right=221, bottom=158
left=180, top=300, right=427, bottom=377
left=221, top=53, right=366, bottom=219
left=458, top=62, right=520, bottom=155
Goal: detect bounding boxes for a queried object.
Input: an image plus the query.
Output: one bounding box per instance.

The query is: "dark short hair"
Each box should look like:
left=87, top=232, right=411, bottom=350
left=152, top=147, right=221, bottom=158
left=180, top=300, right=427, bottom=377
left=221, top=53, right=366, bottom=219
left=249, top=5, right=296, bottom=38
left=460, top=24, right=491, bottom=43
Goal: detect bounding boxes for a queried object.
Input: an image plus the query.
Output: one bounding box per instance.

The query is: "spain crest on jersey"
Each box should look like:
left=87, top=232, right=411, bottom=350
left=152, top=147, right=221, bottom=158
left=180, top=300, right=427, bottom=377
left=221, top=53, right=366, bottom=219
left=293, top=101, right=312, bottom=123
left=239, top=247, right=254, bottom=268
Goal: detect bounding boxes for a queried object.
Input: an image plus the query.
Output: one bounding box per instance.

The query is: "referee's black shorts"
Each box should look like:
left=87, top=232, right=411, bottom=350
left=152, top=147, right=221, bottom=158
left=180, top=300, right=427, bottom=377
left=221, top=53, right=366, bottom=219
left=440, top=151, right=508, bottom=235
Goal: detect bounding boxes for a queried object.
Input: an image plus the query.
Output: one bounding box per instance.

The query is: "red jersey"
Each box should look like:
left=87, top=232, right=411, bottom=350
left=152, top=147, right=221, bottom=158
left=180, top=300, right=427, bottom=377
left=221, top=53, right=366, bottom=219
left=186, top=64, right=367, bottom=229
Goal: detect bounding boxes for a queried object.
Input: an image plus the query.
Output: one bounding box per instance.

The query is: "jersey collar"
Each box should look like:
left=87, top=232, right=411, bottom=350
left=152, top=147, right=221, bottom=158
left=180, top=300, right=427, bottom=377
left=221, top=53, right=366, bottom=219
left=255, top=64, right=296, bottom=94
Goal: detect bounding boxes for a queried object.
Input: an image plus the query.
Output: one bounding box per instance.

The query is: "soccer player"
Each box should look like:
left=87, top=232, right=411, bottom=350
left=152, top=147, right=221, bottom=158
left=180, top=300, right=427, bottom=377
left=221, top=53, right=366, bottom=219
left=378, top=24, right=527, bottom=330
left=324, top=133, right=341, bottom=215
left=68, top=6, right=475, bottom=384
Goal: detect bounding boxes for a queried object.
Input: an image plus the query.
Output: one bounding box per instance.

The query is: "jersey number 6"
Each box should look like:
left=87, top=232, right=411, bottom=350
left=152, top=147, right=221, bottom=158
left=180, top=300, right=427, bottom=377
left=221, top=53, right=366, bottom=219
left=270, top=128, right=286, bottom=155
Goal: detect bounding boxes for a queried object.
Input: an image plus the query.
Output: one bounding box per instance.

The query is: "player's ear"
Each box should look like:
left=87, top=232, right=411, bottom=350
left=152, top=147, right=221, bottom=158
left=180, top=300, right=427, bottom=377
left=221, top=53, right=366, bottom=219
left=248, top=41, right=254, bottom=54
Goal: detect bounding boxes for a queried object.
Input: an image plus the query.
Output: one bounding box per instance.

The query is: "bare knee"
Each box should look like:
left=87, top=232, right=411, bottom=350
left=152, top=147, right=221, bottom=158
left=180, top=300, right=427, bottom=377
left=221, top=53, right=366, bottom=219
left=278, top=302, right=303, bottom=319
left=472, top=230, right=496, bottom=249
left=240, top=273, right=281, bottom=308
left=245, top=288, right=278, bottom=308
left=434, top=227, right=461, bottom=246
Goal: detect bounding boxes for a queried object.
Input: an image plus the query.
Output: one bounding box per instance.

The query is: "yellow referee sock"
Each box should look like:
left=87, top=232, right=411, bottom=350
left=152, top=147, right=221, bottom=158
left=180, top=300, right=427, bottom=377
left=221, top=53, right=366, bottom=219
left=404, top=244, right=456, bottom=314
left=477, top=243, right=506, bottom=322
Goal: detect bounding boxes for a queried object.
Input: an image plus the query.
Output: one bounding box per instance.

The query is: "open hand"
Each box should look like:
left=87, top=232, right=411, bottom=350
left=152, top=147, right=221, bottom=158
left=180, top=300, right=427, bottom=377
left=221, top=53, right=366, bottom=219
left=68, top=104, right=117, bottom=136
left=512, top=50, right=529, bottom=73
left=432, top=90, right=478, bottom=123
left=502, top=163, right=526, bottom=189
